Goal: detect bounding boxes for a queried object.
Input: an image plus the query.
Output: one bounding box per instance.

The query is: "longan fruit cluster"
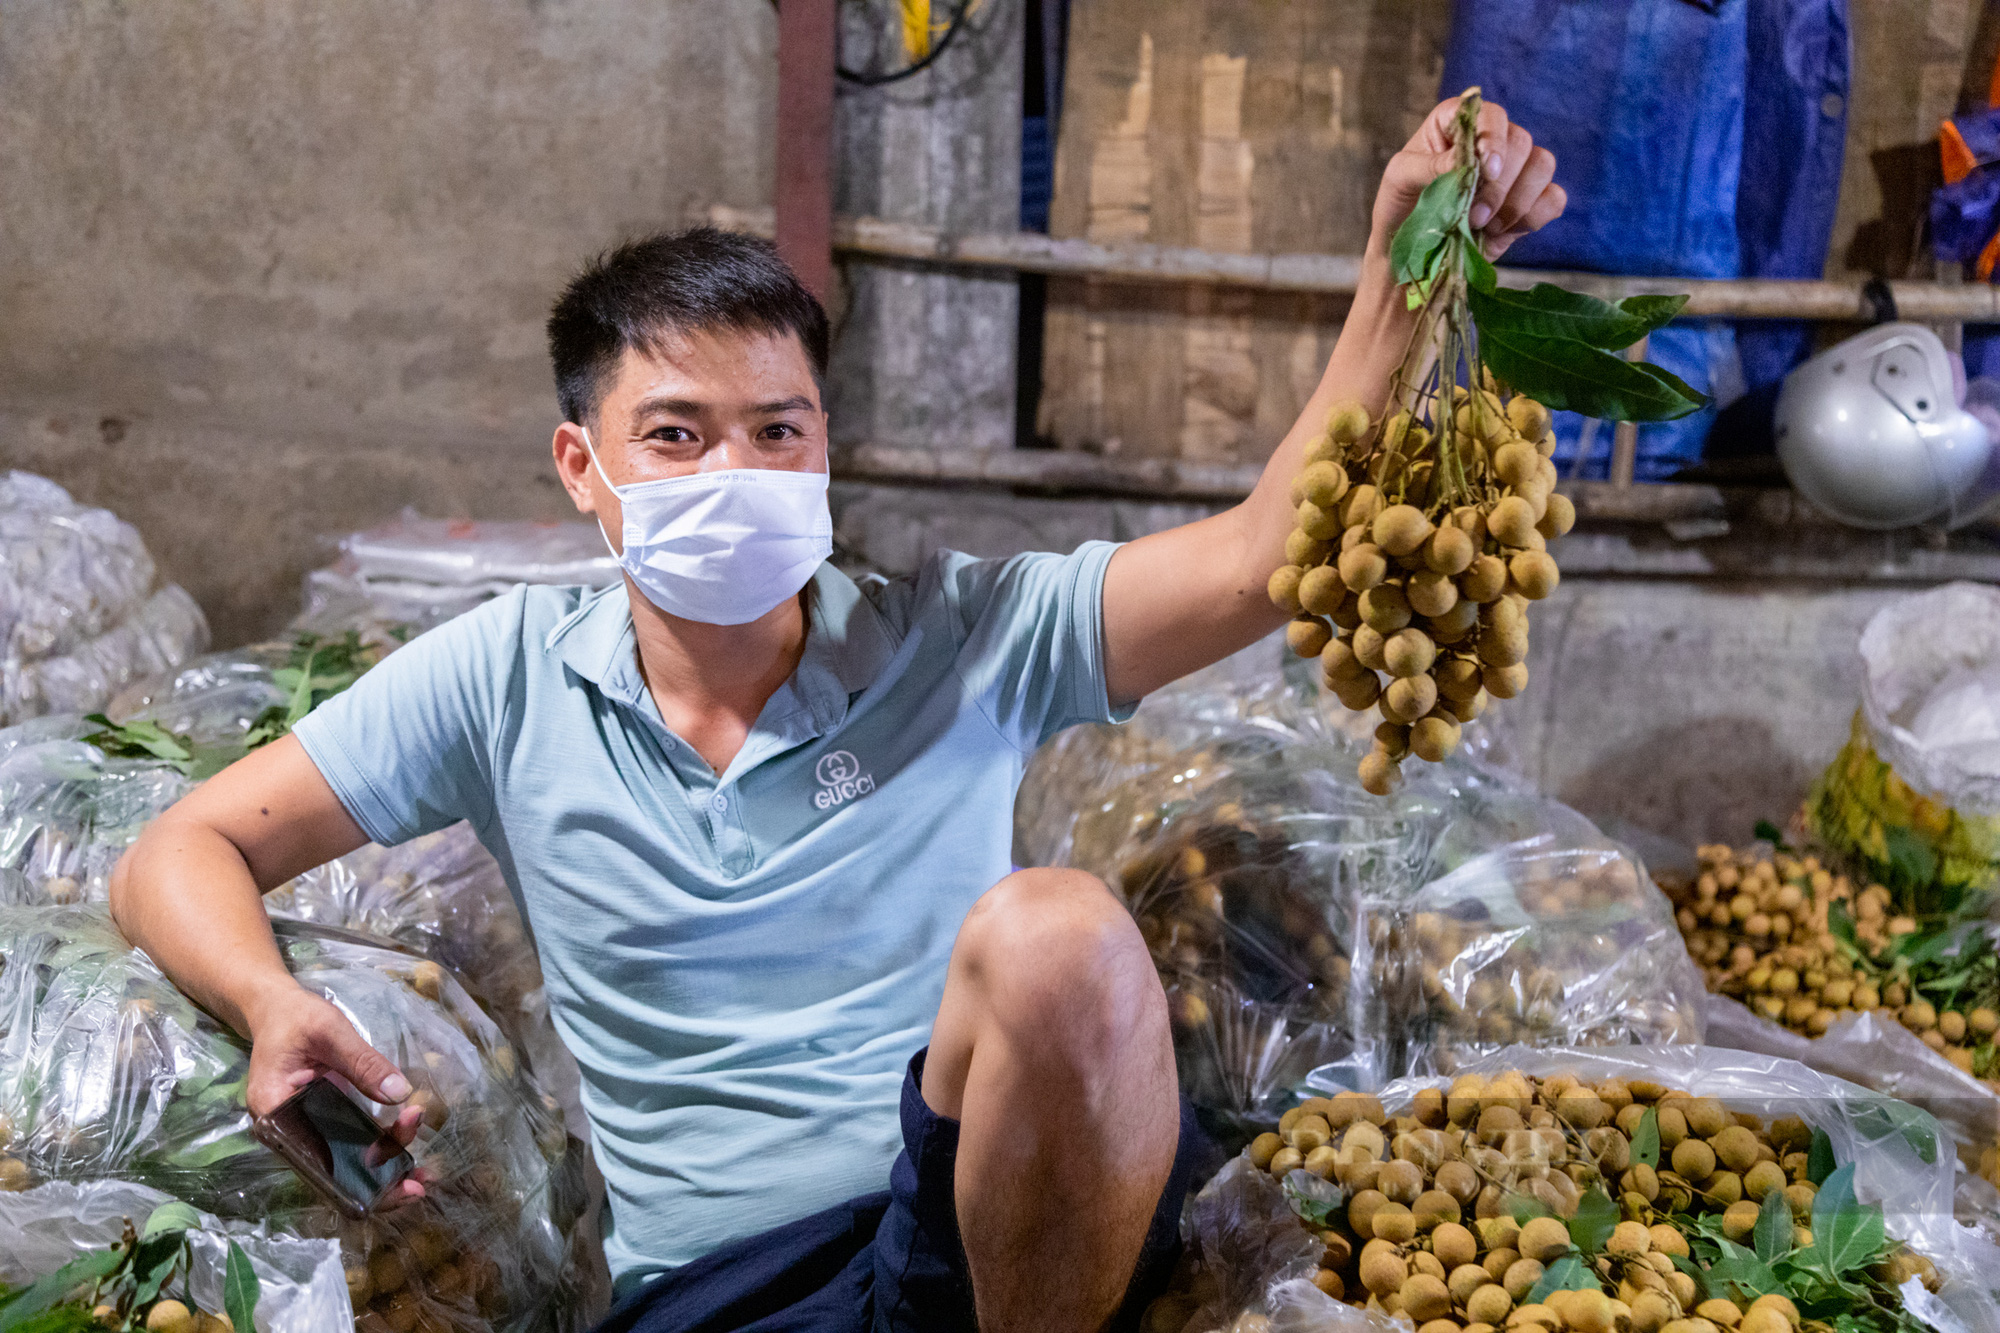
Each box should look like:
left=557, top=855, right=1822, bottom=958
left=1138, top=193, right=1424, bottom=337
left=1267, top=396, right=1572, bottom=797
left=1659, top=845, right=2000, bottom=1084
left=1143, top=1072, right=1941, bottom=1333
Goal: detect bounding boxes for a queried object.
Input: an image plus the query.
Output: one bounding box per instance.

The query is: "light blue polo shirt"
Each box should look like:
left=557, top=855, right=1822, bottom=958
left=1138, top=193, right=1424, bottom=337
left=290, top=543, right=1128, bottom=1287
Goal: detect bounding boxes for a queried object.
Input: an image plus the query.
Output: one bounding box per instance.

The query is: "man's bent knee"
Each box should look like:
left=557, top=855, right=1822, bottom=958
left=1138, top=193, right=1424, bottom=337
left=951, top=868, right=1164, bottom=1048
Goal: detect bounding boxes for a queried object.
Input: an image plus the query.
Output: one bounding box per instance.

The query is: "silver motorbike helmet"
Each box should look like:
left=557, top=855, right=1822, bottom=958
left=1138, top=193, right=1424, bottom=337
left=1774, top=322, right=1992, bottom=529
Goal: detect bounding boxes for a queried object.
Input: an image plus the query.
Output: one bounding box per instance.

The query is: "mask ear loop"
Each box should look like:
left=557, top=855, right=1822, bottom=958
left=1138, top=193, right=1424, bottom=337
left=578, top=427, right=623, bottom=560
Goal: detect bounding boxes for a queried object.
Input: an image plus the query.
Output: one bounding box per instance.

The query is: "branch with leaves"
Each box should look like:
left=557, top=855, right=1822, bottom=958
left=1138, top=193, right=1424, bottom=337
left=80, top=630, right=395, bottom=779
left=0, top=1201, right=260, bottom=1333
left=1271, top=89, right=1706, bottom=796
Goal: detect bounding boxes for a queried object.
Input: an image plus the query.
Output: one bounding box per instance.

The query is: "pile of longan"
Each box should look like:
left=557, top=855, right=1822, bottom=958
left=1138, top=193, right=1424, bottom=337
left=1658, top=845, right=2000, bottom=1081
left=1143, top=1071, right=1940, bottom=1333
left=1268, top=394, right=1573, bottom=797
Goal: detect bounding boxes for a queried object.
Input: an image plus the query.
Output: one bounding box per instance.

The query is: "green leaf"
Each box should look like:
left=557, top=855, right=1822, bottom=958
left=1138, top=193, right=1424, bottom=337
left=1883, top=826, right=1939, bottom=895
left=223, top=1241, right=260, bottom=1333
left=1527, top=1254, right=1597, bottom=1303
left=128, top=1235, right=184, bottom=1308
left=1465, top=283, right=1683, bottom=351
left=1753, top=819, right=1792, bottom=852
left=1704, top=1237, right=1783, bottom=1300
left=1391, top=170, right=1473, bottom=287
left=140, top=1202, right=201, bottom=1241
left=79, top=715, right=195, bottom=772
left=0, top=1250, right=128, bottom=1333
left=1810, top=1165, right=1889, bottom=1277
left=2, top=1307, right=98, bottom=1333
left=1848, top=1100, right=1939, bottom=1166
left=1471, top=315, right=1711, bottom=422
left=1281, top=1169, right=1346, bottom=1229
left=1506, top=1193, right=1553, bottom=1225
left=1567, top=1185, right=1619, bottom=1255
left=1754, top=1189, right=1793, bottom=1263
left=1630, top=1108, right=1661, bottom=1169
left=1827, top=901, right=1859, bottom=953
left=1459, top=228, right=1497, bottom=295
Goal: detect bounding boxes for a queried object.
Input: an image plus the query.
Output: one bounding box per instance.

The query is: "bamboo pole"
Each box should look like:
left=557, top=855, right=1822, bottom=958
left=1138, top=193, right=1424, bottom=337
left=703, top=205, right=2000, bottom=322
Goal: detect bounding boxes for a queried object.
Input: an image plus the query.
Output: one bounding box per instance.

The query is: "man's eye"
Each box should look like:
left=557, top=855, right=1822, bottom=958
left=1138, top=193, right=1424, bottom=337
left=761, top=423, right=798, bottom=440
left=649, top=427, right=692, bottom=442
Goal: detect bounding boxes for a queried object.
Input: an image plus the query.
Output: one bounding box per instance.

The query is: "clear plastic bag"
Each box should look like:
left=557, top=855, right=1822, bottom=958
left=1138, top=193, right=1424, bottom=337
left=0, top=731, right=194, bottom=904
left=1019, top=641, right=1704, bottom=1124
left=265, top=825, right=584, bottom=1137
left=1704, top=995, right=2000, bottom=1217
left=1808, top=584, right=2000, bottom=897
left=0, top=1180, right=351, bottom=1333
left=1018, top=644, right=1446, bottom=1129
left=104, top=644, right=295, bottom=748
left=0, top=474, right=208, bottom=727
left=1356, top=1047, right=2000, bottom=1333
left=340, top=512, right=618, bottom=590
left=2, top=586, right=209, bottom=727
left=0, top=904, right=591, bottom=1333
left=1119, top=758, right=1435, bottom=1130
left=1335, top=813, right=1707, bottom=1091
left=293, top=511, right=617, bottom=641
left=1166, top=1047, right=2000, bottom=1333
left=0, top=473, right=157, bottom=666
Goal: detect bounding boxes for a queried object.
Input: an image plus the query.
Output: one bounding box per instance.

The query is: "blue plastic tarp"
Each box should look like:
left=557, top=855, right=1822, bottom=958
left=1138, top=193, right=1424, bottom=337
left=1440, top=0, right=1849, bottom=478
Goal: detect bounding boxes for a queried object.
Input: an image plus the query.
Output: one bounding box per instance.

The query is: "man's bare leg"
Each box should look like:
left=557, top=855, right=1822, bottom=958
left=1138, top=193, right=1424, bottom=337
left=922, top=868, right=1180, bottom=1333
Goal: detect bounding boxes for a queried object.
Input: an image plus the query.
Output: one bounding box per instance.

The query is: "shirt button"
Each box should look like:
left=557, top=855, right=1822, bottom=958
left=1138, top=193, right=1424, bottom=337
left=711, top=792, right=728, bottom=812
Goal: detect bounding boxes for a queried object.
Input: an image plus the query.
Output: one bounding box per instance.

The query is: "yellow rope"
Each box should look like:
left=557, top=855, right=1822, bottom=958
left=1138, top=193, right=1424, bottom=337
left=900, top=0, right=931, bottom=59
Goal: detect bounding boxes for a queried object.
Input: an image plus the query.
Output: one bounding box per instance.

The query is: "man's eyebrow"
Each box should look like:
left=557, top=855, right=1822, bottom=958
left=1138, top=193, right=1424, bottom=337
left=630, top=395, right=705, bottom=419
left=628, top=394, right=818, bottom=420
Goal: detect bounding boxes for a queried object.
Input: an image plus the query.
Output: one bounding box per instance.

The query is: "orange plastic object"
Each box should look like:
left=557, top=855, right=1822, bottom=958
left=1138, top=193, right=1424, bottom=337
left=1977, top=226, right=2000, bottom=282
left=1943, top=119, right=1979, bottom=186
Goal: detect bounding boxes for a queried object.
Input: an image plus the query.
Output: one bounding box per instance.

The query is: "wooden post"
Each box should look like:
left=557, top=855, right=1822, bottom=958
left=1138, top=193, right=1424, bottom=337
left=1609, top=333, right=1648, bottom=489
left=775, top=0, right=836, bottom=301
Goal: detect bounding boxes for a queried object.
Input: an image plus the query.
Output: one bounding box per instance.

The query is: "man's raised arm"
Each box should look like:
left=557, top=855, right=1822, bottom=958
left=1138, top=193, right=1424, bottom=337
left=109, top=736, right=425, bottom=1147
left=1100, top=96, right=1566, bottom=706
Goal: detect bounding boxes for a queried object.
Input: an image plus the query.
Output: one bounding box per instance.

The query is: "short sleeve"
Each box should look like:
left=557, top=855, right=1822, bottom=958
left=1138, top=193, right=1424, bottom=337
left=938, top=540, right=1133, bottom=752
left=291, top=591, right=522, bottom=846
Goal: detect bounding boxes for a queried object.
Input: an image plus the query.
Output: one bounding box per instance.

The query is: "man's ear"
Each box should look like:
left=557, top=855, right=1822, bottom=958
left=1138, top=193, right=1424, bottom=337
left=551, top=422, right=598, bottom=515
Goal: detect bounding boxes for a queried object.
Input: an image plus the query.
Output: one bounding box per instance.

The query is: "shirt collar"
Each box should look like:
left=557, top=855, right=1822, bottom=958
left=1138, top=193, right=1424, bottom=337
left=544, top=565, right=899, bottom=726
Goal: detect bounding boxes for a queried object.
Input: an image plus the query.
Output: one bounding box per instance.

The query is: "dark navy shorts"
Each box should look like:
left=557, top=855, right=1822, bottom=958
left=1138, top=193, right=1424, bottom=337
left=592, top=1049, right=1197, bottom=1333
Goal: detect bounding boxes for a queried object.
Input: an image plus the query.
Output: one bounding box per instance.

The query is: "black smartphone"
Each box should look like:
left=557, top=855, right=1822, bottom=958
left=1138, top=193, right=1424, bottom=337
left=250, top=1076, right=417, bottom=1218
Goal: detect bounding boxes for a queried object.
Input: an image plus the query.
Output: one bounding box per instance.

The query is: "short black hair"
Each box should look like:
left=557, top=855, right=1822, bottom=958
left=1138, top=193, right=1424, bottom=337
left=546, top=226, right=830, bottom=429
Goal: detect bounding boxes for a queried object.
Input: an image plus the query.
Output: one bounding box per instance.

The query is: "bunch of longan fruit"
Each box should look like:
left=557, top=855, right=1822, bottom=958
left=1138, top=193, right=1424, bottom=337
left=1143, top=1071, right=1940, bottom=1333
left=1659, top=845, right=2000, bottom=1081
left=1268, top=393, right=1573, bottom=797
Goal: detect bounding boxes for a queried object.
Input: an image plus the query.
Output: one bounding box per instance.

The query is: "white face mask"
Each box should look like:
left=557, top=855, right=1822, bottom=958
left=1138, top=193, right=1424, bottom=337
left=582, top=428, right=833, bottom=626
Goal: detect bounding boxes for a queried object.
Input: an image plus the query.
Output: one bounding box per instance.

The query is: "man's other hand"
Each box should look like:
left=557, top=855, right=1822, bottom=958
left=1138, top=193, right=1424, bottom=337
left=247, top=984, right=428, bottom=1202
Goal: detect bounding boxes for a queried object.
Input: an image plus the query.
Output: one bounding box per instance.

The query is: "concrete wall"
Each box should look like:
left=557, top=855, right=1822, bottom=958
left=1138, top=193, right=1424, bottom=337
left=0, top=0, right=779, bottom=644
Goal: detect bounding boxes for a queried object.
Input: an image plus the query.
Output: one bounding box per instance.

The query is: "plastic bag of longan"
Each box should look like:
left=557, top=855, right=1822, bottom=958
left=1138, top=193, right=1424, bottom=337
left=1015, top=638, right=1336, bottom=874
left=267, top=822, right=584, bottom=1137
left=1336, top=805, right=1707, bottom=1087
left=1348, top=1046, right=2000, bottom=1331
left=277, top=926, right=587, bottom=1333
left=1141, top=1156, right=1333, bottom=1333
left=1121, top=759, right=1434, bottom=1130
left=1400, top=841, right=1707, bottom=1073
